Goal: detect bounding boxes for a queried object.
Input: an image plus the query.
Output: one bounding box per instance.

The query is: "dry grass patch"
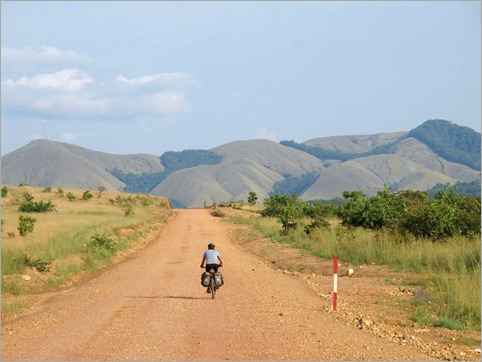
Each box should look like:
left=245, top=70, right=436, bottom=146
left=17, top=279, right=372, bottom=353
left=1, top=185, right=171, bottom=312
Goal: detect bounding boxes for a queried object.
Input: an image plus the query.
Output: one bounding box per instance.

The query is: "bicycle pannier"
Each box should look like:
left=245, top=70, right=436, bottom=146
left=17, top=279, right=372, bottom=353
left=214, top=272, right=224, bottom=287
left=201, top=272, right=210, bottom=287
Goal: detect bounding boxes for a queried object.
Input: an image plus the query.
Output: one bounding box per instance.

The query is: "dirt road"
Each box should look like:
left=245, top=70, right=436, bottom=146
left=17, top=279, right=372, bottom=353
left=2, top=209, right=434, bottom=360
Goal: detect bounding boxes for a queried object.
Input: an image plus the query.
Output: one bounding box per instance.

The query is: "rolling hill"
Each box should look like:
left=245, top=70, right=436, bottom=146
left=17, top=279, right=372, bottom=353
left=1, top=120, right=480, bottom=207
left=1, top=140, right=164, bottom=192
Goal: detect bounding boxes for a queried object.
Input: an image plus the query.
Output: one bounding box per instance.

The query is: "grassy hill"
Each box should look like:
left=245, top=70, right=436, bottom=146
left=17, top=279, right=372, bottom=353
left=1, top=120, right=480, bottom=207
left=1, top=140, right=164, bottom=191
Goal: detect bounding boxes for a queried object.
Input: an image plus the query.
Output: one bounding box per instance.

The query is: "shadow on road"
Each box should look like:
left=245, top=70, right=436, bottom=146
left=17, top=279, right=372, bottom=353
left=164, top=295, right=204, bottom=300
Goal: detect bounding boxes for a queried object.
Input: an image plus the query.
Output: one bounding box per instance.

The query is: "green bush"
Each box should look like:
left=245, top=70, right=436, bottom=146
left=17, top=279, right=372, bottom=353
left=112, top=195, right=136, bottom=216
left=1, top=186, right=9, bottom=197
left=42, top=187, right=52, bottom=193
left=22, top=254, right=51, bottom=272
left=18, top=215, right=37, bottom=236
left=66, top=192, right=77, bottom=202
left=87, top=230, right=116, bottom=252
left=338, top=188, right=480, bottom=240
left=82, top=190, right=94, bottom=201
left=23, top=191, right=35, bottom=202
left=400, top=190, right=480, bottom=240
left=56, top=188, right=64, bottom=197
left=18, top=199, right=57, bottom=213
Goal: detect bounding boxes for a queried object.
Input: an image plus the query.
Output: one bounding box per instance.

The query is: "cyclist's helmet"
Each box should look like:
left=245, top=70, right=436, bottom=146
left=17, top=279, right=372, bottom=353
left=208, top=243, right=215, bottom=249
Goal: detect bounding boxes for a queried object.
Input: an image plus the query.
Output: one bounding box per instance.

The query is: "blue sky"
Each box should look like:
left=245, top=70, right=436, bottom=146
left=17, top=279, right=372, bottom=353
left=1, top=1, right=480, bottom=156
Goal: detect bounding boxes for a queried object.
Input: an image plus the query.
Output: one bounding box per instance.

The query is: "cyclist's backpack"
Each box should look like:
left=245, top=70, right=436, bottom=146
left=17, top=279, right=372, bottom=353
left=214, top=272, right=224, bottom=287
left=201, top=272, right=210, bottom=287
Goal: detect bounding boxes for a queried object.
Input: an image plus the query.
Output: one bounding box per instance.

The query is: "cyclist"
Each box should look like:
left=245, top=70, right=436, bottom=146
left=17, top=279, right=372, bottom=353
left=200, top=243, right=223, bottom=293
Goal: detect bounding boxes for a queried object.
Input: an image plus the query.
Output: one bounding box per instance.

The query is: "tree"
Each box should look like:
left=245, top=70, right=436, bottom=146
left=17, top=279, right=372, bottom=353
left=262, top=193, right=306, bottom=235
left=98, top=186, right=106, bottom=198
left=247, top=192, right=258, bottom=205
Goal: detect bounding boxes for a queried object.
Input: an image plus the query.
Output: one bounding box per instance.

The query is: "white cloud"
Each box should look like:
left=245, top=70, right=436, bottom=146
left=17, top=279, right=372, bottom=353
left=32, top=95, right=109, bottom=116
left=143, top=92, right=191, bottom=115
left=2, top=68, right=93, bottom=92
left=1, top=46, right=90, bottom=65
left=116, top=72, right=196, bottom=89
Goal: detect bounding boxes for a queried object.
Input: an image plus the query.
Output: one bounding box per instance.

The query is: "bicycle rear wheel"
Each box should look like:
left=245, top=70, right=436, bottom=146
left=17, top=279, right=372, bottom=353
left=210, top=275, right=216, bottom=299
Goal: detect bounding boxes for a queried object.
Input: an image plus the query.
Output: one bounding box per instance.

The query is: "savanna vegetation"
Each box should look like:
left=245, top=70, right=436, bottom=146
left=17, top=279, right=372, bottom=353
left=228, top=187, right=481, bottom=331
left=1, top=185, right=171, bottom=315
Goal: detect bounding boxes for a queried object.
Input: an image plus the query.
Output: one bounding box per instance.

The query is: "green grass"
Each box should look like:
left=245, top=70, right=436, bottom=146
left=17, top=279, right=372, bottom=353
left=229, top=214, right=481, bottom=331
left=2, top=299, right=28, bottom=316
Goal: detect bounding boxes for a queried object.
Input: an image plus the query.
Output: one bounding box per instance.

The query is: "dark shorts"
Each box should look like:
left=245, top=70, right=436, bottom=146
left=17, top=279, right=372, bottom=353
left=205, top=264, right=219, bottom=273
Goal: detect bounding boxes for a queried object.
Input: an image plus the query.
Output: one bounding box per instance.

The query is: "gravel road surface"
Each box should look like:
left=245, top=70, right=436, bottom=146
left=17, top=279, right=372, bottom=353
left=2, top=209, right=437, bottom=360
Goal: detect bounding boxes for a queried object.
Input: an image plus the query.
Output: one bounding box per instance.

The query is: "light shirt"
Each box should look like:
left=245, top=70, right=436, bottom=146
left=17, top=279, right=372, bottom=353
left=204, top=250, right=220, bottom=264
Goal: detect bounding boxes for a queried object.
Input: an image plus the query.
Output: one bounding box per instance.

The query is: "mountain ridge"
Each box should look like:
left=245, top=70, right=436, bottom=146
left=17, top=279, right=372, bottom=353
left=2, top=120, right=480, bottom=207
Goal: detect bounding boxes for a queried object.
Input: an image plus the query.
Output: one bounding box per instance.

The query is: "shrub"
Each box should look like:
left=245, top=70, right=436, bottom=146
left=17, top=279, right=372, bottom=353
left=82, top=190, right=94, bottom=201
left=18, top=199, right=57, bottom=213
left=22, top=254, right=51, bottom=272
left=1, top=186, right=9, bottom=197
left=87, top=230, right=116, bottom=252
left=339, top=186, right=407, bottom=230
left=42, top=187, right=52, bottom=193
left=211, top=209, right=225, bottom=217
left=66, top=192, right=77, bottom=202
left=124, top=204, right=135, bottom=217
left=112, top=195, right=136, bottom=216
left=23, top=191, right=35, bottom=202
left=18, top=215, right=37, bottom=236
left=400, top=190, right=480, bottom=240
left=56, top=188, right=64, bottom=197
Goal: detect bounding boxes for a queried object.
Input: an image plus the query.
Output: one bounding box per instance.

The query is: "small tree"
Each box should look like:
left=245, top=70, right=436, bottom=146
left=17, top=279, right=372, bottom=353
left=98, top=185, right=106, bottom=198
left=1, top=186, right=9, bottom=197
left=247, top=192, right=258, bottom=205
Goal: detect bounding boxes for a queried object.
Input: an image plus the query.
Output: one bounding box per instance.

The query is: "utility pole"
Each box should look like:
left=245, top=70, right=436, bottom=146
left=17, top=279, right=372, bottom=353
left=43, top=120, right=47, bottom=139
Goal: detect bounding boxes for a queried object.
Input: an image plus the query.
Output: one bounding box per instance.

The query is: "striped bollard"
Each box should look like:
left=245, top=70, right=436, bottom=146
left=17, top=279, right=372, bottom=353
left=333, top=255, right=338, bottom=311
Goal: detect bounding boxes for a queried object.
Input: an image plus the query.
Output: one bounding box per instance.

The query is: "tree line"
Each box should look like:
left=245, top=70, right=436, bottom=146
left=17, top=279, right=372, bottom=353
left=261, top=186, right=481, bottom=240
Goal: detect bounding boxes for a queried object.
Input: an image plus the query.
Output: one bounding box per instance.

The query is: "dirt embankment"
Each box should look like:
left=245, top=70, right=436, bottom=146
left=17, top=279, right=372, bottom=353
left=2, top=209, right=480, bottom=361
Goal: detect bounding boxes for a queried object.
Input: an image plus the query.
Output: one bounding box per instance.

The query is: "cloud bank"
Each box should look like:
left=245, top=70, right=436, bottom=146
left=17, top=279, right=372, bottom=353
left=2, top=47, right=196, bottom=120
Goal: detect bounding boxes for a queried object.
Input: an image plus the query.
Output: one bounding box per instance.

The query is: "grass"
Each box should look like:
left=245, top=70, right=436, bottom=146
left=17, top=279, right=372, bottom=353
left=1, top=186, right=171, bottom=312
left=228, top=213, right=481, bottom=331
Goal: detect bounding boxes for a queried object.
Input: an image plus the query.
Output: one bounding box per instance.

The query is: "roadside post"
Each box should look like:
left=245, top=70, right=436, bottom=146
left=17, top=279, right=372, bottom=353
left=333, top=255, right=338, bottom=311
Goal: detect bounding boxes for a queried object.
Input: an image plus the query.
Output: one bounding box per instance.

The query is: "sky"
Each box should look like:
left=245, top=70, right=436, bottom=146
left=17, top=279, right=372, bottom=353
left=1, top=1, right=480, bottom=156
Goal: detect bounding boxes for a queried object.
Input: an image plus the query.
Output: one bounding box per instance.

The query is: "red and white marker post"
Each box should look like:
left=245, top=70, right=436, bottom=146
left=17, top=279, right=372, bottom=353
left=333, top=255, right=338, bottom=311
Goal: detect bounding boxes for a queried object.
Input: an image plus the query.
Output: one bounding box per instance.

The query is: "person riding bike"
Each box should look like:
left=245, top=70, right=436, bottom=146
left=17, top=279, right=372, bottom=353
left=200, top=243, right=223, bottom=293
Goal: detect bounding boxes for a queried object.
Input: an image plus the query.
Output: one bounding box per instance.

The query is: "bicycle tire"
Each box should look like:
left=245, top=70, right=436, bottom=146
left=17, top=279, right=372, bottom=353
left=210, top=275, right=216, bottom=299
